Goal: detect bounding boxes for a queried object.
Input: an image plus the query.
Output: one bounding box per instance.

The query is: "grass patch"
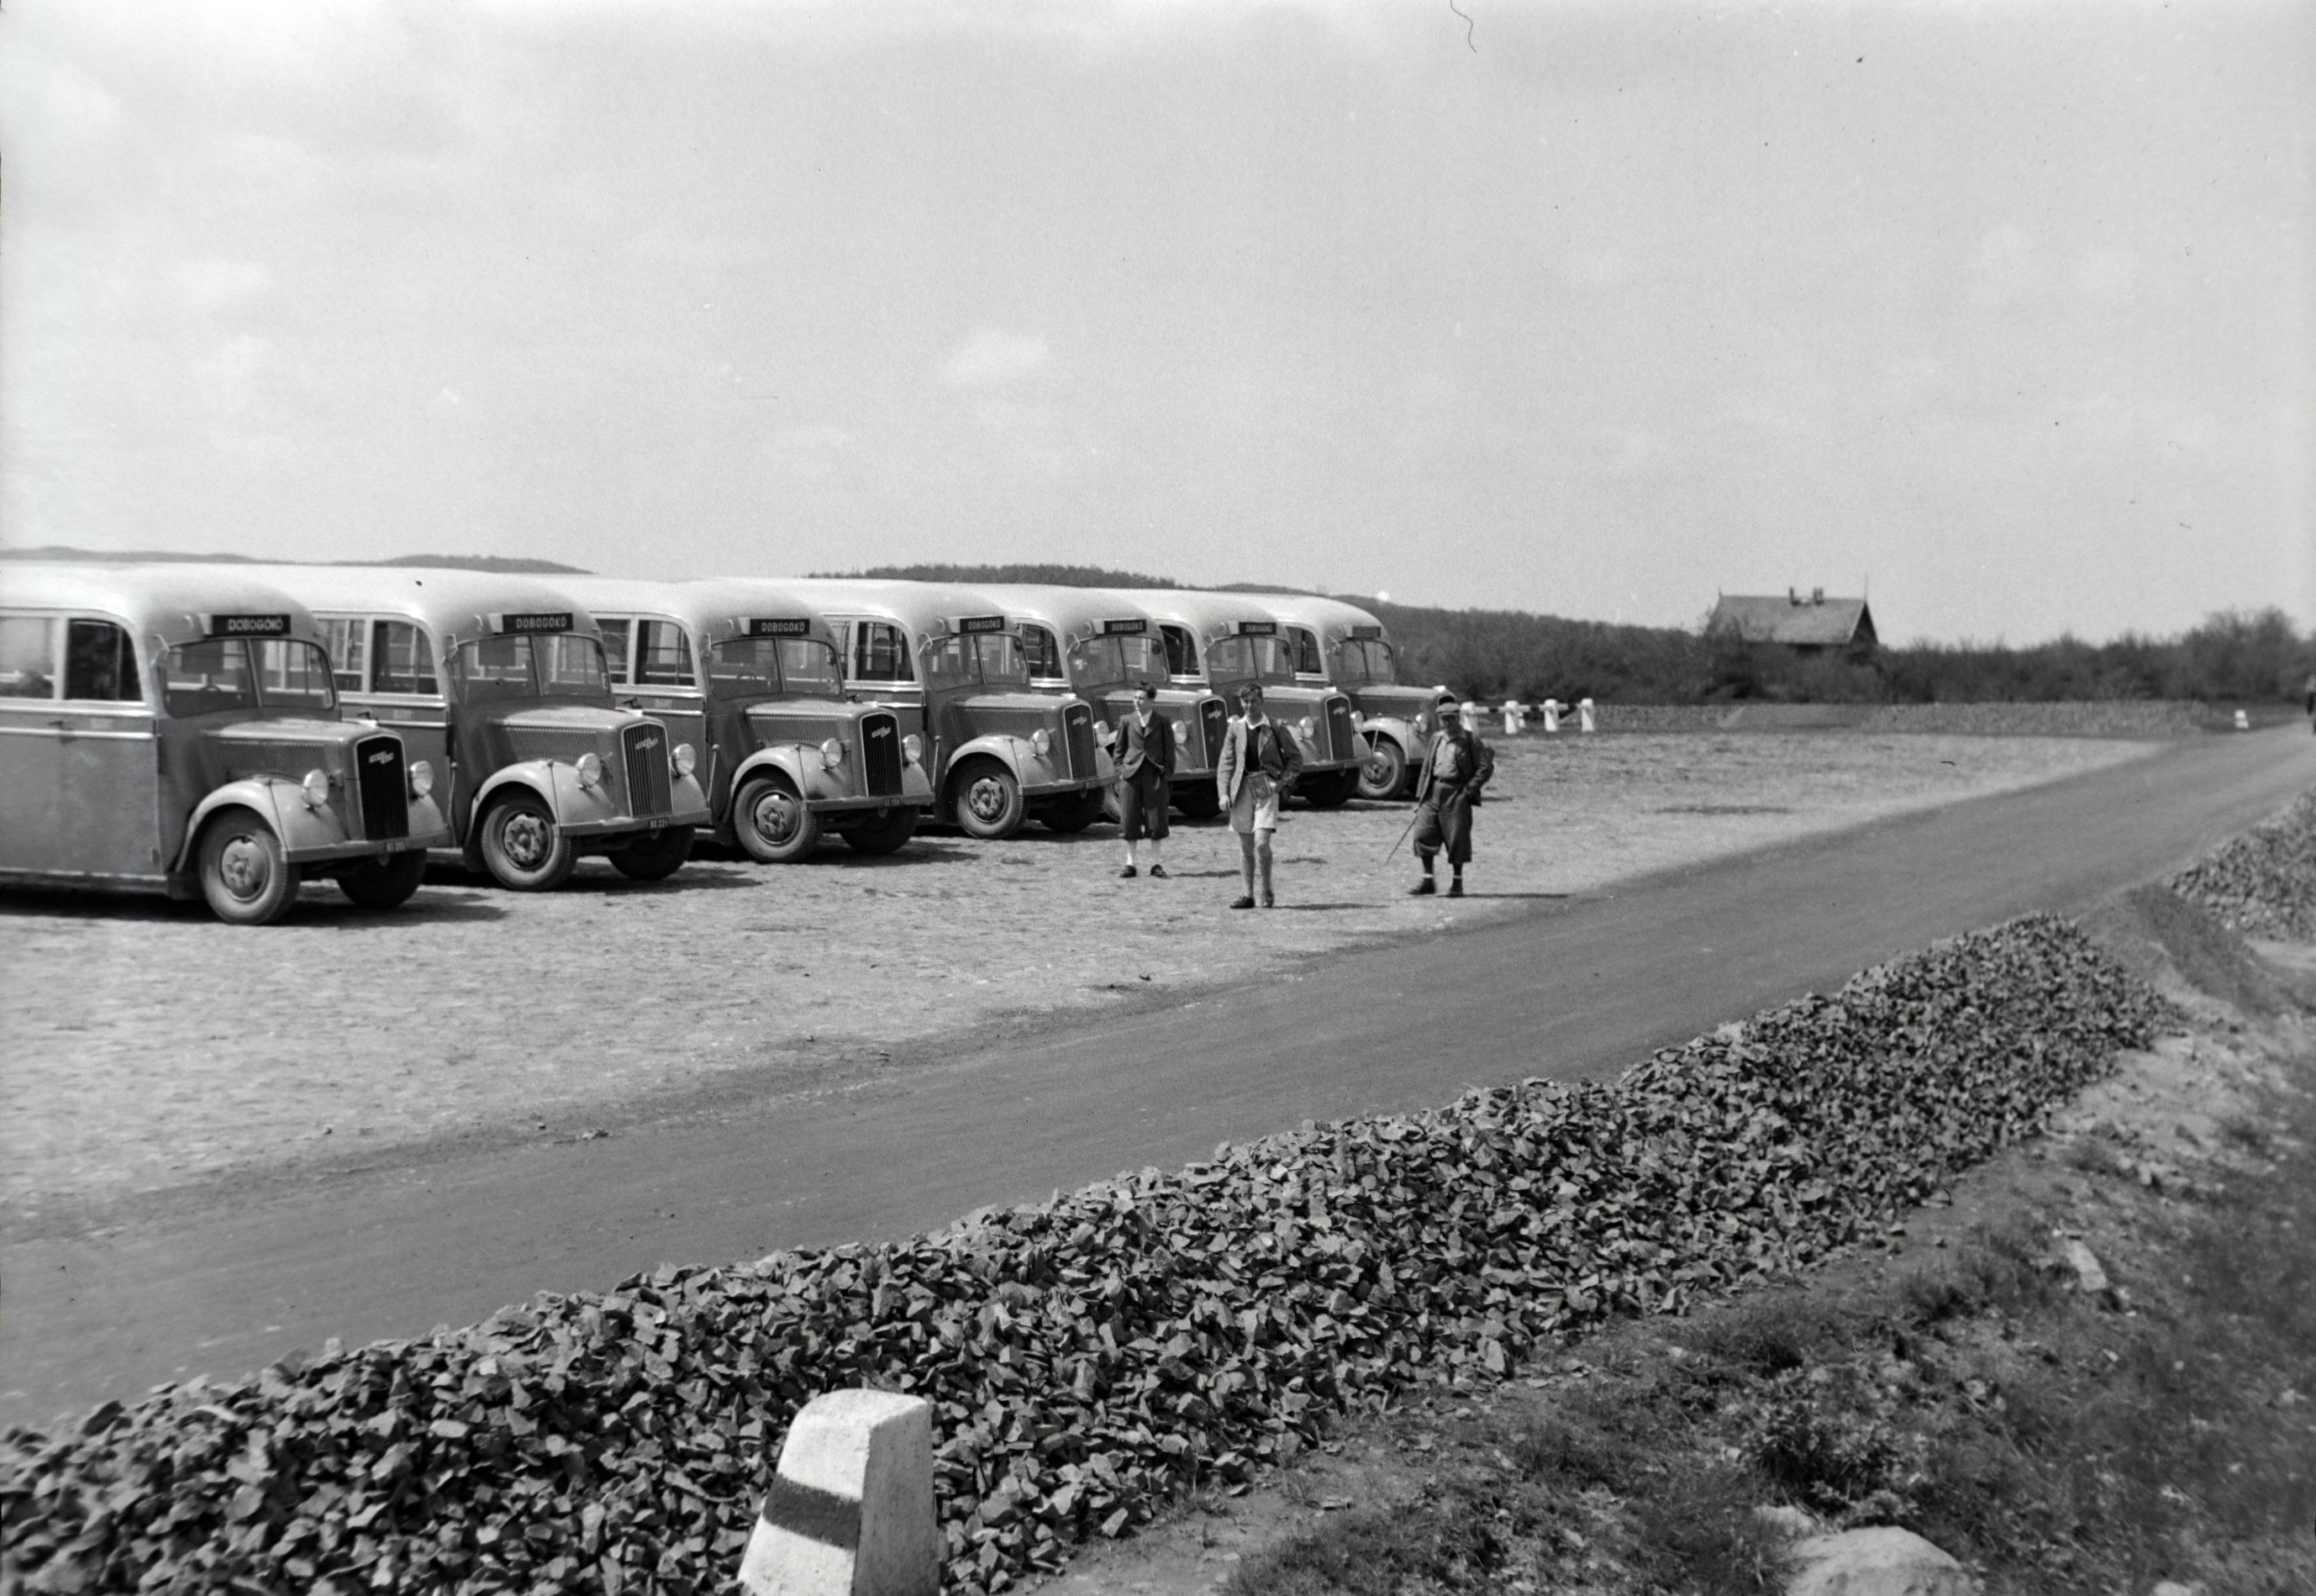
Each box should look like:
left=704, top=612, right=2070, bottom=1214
left=1226, top=1059, right=2316, bottom=1596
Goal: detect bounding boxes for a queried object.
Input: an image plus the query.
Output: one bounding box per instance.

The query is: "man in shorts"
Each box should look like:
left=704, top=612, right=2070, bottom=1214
left=1215, top=681, right=1304, bottom=909
left=1113, top=683, right=1175, bottom=878
left=1410, top=697, right=1494, bottom=898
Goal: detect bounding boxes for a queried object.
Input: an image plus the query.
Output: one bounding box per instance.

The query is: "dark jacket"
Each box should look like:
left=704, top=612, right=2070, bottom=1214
left=1414, top=727, right=1495, bottom=806
left=1114, top=708, right=1176, bottom=782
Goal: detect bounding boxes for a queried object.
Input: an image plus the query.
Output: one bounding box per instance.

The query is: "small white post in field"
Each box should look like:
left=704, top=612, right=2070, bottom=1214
left=1540, top=698, right=1561, bottom=734
left=1578, top=698, right=1597, bottom=733
left=1501, top=699, right=1525, bottom=735
left=737, top=1390, right=940, bottom=1596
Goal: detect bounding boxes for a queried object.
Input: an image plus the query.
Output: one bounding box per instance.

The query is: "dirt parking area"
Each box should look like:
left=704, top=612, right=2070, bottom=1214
left=1, top=734, right=2159, bottom=1222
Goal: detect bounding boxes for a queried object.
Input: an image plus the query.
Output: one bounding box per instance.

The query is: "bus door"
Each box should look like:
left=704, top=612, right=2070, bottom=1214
left=326, top=616, right=456, bottom=835
left=606, top=615, right=708, bottom=793
left=3, top=616, right=165, bottom=879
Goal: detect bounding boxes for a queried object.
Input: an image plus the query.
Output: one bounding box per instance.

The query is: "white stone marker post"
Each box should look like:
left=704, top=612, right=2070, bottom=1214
left=1578, top=698, right=1597, bottom=733
left=737, top=1390, right=940, bottom=1596
left=1540, top=698, right=1561, bottom=734
left=1501, top=699, right=1524, bottom=735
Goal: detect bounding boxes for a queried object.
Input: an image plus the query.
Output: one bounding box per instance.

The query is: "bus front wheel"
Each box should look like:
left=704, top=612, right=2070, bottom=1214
left=611, top=825, right=695, bottom=881
left=734, top=775, right=821, bottom=863
left=478, top=790, right=576, bottom=891
left=842, top=807, right=919, bottom=856
left=1356, top=735, right=1409, bottom=802
left=197, top=809, right=304, bottom=925
left=337, top=851, right=427, bottom=909
left=953, top=759, right=1026, bottom=840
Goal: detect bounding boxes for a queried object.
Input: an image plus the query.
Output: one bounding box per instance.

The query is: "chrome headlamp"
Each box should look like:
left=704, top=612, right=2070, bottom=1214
left=1296, top=716, right=1315, bottom=739
left=408, top=759, right=435, bottom=800
left=672, top=742, right=698, bottom=777
left=1030, top=728, right=1051, bottom=758
left=300, top=769, right=332, bottom=807
left=902, top=733, right=924, bottom=765
left=821, top=737, right=845, bottom=770
left=575, top=752, right=603, bottom=789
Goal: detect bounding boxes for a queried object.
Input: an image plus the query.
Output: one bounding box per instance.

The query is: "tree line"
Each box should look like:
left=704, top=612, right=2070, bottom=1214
left=823, top=565, right=2315, bottom=706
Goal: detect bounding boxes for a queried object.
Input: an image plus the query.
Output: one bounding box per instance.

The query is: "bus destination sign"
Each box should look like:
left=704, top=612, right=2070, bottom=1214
left=1101, top=618, right=1147, bottom=635
left=1236, top=620, right=1278, bottom=636
left=204, top=613, right=292, bottom=638
left=491, top=612, right=574, bottom=635
left=1349, top=624, right=1384, bottom=639
left=747, top=618, right=812, bottom=638
left=958, top=614, right=1006, bottom=634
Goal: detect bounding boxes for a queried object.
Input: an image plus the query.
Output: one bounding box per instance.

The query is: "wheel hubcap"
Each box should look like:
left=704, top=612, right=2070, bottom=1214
left=967, top=779, right=1006, bottom=822
left=751, top=793, right=801, bottom=844
left=217, top=835, right=270, bottom=899
left=502, top=812, right=551, bottom=869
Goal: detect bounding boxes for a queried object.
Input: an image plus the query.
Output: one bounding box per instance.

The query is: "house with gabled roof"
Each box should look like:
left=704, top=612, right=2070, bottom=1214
left=1706, top=589, right=1879, bottom=657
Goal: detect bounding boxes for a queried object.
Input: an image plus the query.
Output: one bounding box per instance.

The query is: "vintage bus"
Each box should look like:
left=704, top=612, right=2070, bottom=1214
left=1246, top=593, right=1445, bottom=800
left=1126, top=589, right=1365, bottom=806
left=554, top=576, right=934, bottom=861
left=782, top=580, right=1114, bottom=839
left=247, top=566, right=709, bottom=891
left=960, top=584, right=1231, bottom=818
left=0, top=563, right=452, bottom=923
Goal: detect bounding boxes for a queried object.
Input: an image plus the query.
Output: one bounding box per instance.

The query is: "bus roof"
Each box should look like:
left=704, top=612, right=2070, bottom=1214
left=954, top=584, right=1159, bottom=641
left=235, top=565, right=604, bottom=644
left=0, top=561, right=328, bottom=651
left=1121, top=588, right=1302, bottom=646
left=1238, top=592, right=1392, bottom=646
left=776, top=577, right=1023, bottom=640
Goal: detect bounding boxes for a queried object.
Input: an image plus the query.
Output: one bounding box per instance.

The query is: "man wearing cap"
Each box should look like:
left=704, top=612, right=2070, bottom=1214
left=1215, top=681, right=1304, bottom=908
left=1112, top=683, right=1175, bottom=879
left=1409, top=697, right=1494, bottom=898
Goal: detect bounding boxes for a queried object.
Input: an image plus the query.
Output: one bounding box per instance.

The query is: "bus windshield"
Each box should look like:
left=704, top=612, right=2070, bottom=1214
left=705, top=637, right=843, bottom=699
left=1332, top=638, right=1400, bottom=685
left=164, top=639, right=337, bottom=717
left=1068, top=634, right=1168, bottom=692
left=450, top=633, right=611, bottom=704
left=925, top=632, right=1030, bottom=691
left=1206, top=635, right=1297, bottom=685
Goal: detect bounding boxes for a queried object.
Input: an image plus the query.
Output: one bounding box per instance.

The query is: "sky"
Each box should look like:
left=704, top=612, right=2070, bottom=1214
left=3, top=0, right=2310, bottom=644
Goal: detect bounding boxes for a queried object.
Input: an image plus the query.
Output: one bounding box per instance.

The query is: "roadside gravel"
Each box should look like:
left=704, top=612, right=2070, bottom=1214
left=0, top=734, right=2158, bottom=1220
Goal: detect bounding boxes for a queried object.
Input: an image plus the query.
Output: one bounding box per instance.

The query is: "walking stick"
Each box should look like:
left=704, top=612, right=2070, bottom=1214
left=1383, top=803, right=1423, bottom=863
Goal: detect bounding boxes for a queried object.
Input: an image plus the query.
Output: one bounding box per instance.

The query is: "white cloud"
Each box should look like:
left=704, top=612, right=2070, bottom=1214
left=174, top=259, right=276, bottom=313
left=942, top=328, right=1052, bottom=388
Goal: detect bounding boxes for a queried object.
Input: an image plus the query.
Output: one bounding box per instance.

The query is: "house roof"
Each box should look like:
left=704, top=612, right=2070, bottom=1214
left=1708, top=594, right=1878, bottom=648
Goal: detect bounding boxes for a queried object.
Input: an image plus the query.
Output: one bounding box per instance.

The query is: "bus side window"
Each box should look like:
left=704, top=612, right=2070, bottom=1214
left=1021, top=625, right=1063, bottom=683
left=1161, top=625, right=1197, bottom=677
left=1289, top=628, right=1323, bottom=676
left=372, top=622, right=439, bottom=696
left=854, top=622, right=913, bottom=682
left=318, top=618, right=367, bottom=691
left=0, top=616, right=57, bottom=698
left=64, top=620, right=141, bottom=702
left=597, top=619, right=633, bottom=686
left=637, top=620, right=694, bottom=686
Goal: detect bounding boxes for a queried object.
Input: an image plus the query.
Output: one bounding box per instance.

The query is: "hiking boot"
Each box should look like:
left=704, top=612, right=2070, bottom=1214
left=1148, top=864, right=1169, bottom=879
left=1261, top=891, right=1275, bottom=909
left=1118, top=865, right=1138, bottom=879
left=1410, top=877, right=1437, bottom=896
left=1447, top=879, right=1465, bottom=898
left=1229, top=895, right=1257, bottom=910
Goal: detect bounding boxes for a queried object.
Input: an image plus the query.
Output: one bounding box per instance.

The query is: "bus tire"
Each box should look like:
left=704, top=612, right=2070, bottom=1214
left=337, top=851, right=427, bottom=909
left=1301, top=770, right=1359, bottom=809
left=1039, top=788, right=1107, bottom=833
left=953, top=758, right=1026, bottom=840
left=197, top=809, right=304, bottom=925
left=841, top=806, right=919, bottom=855
left=478, top=789, right=576, bottom=890
left=733, top=775, right=821, bottom=863
left=1172, top=785, right=1222, bottom=820
left=611, top=825, right=695, bottom=881
left=1356, top=735, right=1409, bottom=802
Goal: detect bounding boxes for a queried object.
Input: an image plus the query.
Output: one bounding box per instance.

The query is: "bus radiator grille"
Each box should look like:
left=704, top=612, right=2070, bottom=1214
left=353, top=735, right=411, bottom=841
left=623, top=723, right=673, bottom=818
left=860, top=711, right=904, bottom=797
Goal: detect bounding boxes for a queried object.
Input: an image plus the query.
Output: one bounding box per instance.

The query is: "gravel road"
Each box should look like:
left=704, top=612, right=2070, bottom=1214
left=0, top=733, right=2159, bottom=1223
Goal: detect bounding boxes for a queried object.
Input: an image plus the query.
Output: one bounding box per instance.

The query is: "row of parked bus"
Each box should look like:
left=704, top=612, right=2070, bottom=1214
left=0, top=563, right=1451, bottom=923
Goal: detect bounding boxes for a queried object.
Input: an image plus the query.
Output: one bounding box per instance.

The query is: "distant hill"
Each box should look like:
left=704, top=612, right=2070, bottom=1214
left=812, top=563, right=1184, bottom=589
left=0, top=546, right=588, bottom=575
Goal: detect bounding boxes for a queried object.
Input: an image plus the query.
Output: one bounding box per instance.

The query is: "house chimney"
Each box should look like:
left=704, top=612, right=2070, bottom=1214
left=1811, top=586, right=1824, bottom=604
